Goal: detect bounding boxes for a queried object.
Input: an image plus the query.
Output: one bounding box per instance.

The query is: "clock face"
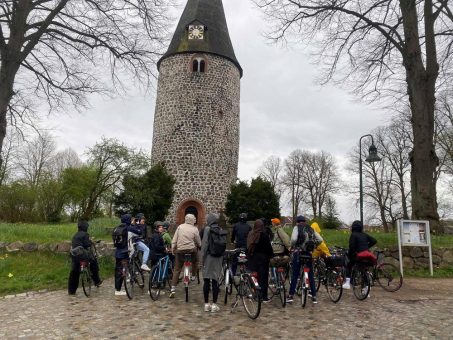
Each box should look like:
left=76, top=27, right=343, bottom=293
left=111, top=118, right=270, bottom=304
left=188, top=25, right=204, bottom=40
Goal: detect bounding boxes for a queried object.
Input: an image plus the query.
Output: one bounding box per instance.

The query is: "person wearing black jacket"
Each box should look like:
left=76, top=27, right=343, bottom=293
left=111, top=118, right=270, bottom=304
left=149, top=223, right=166, bottom=266
left=247, top=219, right=274, bottom=302
left=231, top=213, right=251, bottom=274
left=343, top=220, right=377, bottom=289
left=68, top=220, right=102, bottom=295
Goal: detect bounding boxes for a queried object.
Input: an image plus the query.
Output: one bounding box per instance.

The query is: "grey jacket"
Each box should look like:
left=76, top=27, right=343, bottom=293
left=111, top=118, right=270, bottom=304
left=201, top=213, right=223, bottom=282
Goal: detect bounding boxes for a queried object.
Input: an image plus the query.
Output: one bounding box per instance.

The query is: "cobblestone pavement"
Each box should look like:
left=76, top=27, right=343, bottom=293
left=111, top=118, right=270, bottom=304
left=1, top=277, right=452, bottom=339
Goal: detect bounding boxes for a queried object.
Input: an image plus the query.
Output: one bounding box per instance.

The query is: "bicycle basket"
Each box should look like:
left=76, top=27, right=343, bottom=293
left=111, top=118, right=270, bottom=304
left=325, top=255, right=345, bottom=268
left=270, top=255, right=290, bottom=267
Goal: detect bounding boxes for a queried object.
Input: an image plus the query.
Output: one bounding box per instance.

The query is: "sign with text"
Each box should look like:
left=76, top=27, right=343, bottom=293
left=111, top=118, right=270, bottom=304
left=400, top=220, right=429, bottom=246
left=397, top=219, right=433, bottom=276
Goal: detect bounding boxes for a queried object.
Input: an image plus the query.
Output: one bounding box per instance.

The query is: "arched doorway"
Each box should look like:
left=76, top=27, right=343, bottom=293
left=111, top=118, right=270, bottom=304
left=176, top=198, right=206, bottom=227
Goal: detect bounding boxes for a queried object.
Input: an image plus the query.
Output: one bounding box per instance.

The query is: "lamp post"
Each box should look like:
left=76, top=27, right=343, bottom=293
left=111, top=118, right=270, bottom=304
left=359, top=134, right=382, bottom=224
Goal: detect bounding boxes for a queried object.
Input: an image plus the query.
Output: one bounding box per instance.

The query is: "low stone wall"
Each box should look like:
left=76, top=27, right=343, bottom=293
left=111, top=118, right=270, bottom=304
left=380, top=247, right=453, bottom=269
left=0, top=241, right=115, bottom=257
left=1, top=241, right=452, bottom=269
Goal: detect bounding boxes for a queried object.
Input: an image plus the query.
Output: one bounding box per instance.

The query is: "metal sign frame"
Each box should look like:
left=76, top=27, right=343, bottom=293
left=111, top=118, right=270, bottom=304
left=397, top=219, right=433, bottom=276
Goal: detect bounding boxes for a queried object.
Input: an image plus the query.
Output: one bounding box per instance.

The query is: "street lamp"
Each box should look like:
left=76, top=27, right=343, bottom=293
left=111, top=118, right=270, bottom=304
left=359, top=134, right=382, bottom=224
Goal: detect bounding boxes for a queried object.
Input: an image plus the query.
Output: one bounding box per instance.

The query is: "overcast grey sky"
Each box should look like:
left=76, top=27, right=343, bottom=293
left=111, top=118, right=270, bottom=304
left=44, top=0, right=391, bottom=222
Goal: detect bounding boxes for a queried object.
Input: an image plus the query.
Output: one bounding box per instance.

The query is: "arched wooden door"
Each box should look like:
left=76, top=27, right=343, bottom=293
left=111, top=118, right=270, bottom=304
left=176, top=198, right=206, bottom=227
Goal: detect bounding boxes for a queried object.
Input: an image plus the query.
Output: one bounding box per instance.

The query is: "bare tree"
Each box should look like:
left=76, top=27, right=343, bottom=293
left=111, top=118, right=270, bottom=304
left=282, top=149, right=305, bottom=223
left=0, top=127, right=19, bottom=185
left=257, top=155, right=283, bottom=197
left=255, top=0, right=453, bottom=231
left=51, top=147, right=82, bottom=177
left=301, top=150, right=339, bottom=218
left=18, top=132, right=56, bottom=186
left=0, top=1, right=173, bottom=172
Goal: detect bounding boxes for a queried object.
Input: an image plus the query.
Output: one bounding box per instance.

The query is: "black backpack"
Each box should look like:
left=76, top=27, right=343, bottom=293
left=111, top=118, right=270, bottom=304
left=297, top=225, right=316, bottom=252
left=208, top=225, right=227, bottom=257
left=112, top=224, right=128, bottom=248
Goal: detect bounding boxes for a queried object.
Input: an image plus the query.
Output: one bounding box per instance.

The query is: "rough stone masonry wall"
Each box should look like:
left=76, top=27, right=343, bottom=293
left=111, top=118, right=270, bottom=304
left=151, top=53, right=241, bottom=223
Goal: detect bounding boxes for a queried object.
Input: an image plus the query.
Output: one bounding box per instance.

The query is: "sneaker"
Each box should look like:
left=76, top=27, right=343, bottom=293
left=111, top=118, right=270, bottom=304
left=141, top=264, right=151, bottom=272
left=190, top=275, right=196, bottom=282
left=342, top=282, right=351, bottom=289
left=204, top=303, right=211, bottom=312
left=95, top=280, right=103, bottom=287
left=115, top=290, right=126, bottom=296
left=262, top=298, right=271, bottom=303
left=286, top=295, right=294, bottom=303
left=169, top=290, right=175, bottom=298
left=210, top=303, right=220, bottom=313
left=312, top=297, right=318, bottom=304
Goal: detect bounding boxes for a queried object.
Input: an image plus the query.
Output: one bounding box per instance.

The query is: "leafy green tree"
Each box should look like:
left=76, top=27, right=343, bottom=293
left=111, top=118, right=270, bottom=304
left=0, top=181, right=39, bottom=222
left=225, top=177, right=280, bottom=223
left=114, top=163, right=175, bottom=223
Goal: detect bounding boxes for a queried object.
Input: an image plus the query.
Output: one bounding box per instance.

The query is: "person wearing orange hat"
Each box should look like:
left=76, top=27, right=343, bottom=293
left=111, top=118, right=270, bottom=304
left=270, top=218, right=291, bottom=256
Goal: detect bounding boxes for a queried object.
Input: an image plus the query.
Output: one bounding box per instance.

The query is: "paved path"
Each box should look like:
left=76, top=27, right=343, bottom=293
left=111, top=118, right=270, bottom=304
left=1, top=277, right=452, bottom=339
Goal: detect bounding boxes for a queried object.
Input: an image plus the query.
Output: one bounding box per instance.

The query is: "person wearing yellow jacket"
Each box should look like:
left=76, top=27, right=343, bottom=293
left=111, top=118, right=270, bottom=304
left=310, top=222, right=331, bottom=258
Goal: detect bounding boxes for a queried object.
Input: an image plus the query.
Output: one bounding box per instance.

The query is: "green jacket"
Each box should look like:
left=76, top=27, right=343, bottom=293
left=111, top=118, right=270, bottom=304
left=162, top=231, right=172, bottom=247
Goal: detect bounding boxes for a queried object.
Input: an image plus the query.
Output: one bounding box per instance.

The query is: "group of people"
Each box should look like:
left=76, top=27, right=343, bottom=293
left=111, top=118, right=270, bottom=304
left=68, top=211, right=377, bottom=312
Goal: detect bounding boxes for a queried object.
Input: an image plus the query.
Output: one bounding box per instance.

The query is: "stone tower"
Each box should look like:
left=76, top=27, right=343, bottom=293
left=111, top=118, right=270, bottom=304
left=151, top=0, right=242, bottom=225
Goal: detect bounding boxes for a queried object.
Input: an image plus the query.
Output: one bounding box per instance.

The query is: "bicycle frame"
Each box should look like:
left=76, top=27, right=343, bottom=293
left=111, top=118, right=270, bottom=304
left=155, top=255, right=170, bottom=285
left=183, top=256, right=192, bottom=286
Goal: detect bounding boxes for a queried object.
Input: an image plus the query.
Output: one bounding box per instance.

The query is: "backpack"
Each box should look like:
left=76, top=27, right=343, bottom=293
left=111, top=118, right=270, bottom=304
left=112, top=224, right=128, bottom=248
left=297, top=225, right=316, bottom=252
left=208, top=225, right=227, bottom=257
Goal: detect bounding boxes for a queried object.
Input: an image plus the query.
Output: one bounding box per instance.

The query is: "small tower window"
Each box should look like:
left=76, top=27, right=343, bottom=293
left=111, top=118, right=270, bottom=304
left=191, top=55, right=207, bottom=73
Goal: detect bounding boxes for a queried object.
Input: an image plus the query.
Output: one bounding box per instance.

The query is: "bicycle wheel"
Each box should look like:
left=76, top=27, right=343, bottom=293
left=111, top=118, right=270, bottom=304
left=301, top=278, right=308, bottom=308
left=185, top=285, right=189, bottom=303
left=241, top=274, right=261, bottom=319
left=376, top=263, right=403, bottom=292
left=124, top=266, right=133, bottom=300
left=133, top=261, right=145, bottom=289
left=277, top=272, right=286, bottom=308
left=352, top=268, right=370, bottom=300
left=81, top=269, right=91, bottom=297
left=149, top=265, right=160, bottom=301
left=313, top=260, right=323, bottom=292
left=326, top=270, right=343, bottom=303
left=224, top=270, right=232, bottom=305
left=268, top=269, right=277, bottom=298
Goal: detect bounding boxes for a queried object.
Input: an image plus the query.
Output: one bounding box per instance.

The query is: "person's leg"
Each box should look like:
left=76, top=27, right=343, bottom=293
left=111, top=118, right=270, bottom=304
left=203, top=278, right=210, bottom=303
left=137, top=241, right=150, bottom=264
left=231, top=255, right=238, bottom=276
left=115, top=258, right=123, bottom=291
left=171, top=253, right=184, bottom=287
left=90, top=258, right=101, bottom=285
left=259, top=262, right=269, bottom=300
left=307, top=259, right=316, bottom=298
left=212, top=279, right=220, bottom=304
left=191, top=251, right=198, bottom=277
left=68, top=258, right=80, bottom=294
left=288, top=253, right=300, bottom=296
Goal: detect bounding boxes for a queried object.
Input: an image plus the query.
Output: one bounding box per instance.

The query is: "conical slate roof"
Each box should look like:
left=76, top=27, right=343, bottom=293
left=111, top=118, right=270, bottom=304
left=158, top=0, right=242, bottom=77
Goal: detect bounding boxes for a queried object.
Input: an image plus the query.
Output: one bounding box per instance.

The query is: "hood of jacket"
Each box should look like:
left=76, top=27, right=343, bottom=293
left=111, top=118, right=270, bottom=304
left=207, top=213, right=219, bottom=226
left=77, top=220, right=89, bottom=232
left=184, top=214, right=196, bottom=225
left=311, top=222, right=321, bottom=234
left=121, top=213, right=132, bottom=225
left=351, top=220, right=363, bottom=233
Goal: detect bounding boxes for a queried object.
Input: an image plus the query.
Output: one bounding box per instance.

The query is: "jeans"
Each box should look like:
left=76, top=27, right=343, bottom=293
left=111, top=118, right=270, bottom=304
left=136, top=241, right=149, bottom=265
left=289, top=251, right=316, bottom=297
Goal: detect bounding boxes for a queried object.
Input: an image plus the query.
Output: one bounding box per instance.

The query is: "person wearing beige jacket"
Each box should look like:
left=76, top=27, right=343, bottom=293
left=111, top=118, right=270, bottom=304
left=169, top=214, right=202, bottom=298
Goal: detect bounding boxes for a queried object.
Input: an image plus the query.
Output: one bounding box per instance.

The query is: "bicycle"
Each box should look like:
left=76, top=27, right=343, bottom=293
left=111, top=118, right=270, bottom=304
left=230, top=248, right=261, bottom=319
left=79, top=240, right=101, bottom=297
left=321, top=255, right=345, bottom=303
left=149, top=253, right=172, bottom=301
left=268, top=255, right=289, bottom=307
left=220, top=249, right=236, bottom=305
left=370, top=250, right=403, bottom=292
left=125, top=237, right=145, bottom=299
left=297, top=252, right=314, bottom=308
left=182, top=253, right=196, bottom=303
